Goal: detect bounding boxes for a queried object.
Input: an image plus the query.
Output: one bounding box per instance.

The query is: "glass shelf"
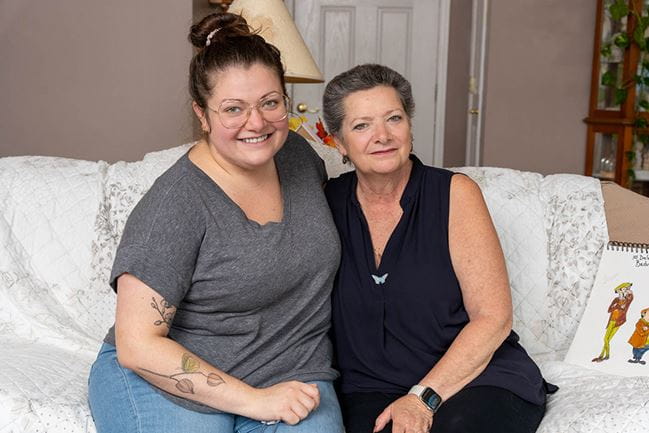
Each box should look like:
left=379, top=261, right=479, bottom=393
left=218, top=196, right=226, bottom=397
left=636, top=169, right=649, bottom=181
left=592, top=132, right=618, bottom=177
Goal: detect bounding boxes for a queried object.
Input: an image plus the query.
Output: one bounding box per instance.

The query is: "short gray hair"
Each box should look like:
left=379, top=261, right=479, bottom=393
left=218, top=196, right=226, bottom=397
left=322, top=64, right=415, bottom=138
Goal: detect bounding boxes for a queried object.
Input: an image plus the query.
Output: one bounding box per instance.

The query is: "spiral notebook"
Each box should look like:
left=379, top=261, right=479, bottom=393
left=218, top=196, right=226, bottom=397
left=565, top=241, right=649, bottom=376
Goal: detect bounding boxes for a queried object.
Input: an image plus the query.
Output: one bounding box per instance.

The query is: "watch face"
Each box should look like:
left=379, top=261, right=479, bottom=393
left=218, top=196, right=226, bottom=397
left=420, top=388, right=442, bottom=412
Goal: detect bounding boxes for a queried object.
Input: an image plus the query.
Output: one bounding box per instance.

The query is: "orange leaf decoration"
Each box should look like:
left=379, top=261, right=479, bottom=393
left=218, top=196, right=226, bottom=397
left=323, top=136, right=336, bottom=148
left=315, top=119, right=328, bottom=140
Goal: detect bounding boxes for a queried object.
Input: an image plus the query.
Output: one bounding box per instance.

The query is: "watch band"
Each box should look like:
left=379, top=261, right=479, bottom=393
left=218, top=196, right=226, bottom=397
left=408, top=384, right=442, bottom=413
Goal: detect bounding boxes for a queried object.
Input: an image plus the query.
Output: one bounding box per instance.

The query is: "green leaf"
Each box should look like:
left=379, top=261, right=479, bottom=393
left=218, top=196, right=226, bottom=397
left=602, top=70, right=616, bottom=86
left=626, top=150, right=637, bottom=163
left=635, top=25, right=647, bottom=48
left=615, top=88, right=628, bottom=105
left=614, top=33, right=630, bottom=48
left=642, top=76, right=649, bottom=86
left=610, top=0, right=629, bottom=20
left=627, top=169, right=636, bottom=183
left=181, top=353, right=200, bottom=373
left=634, top=117, right=648, bottom=128
left=643, top=60, right=649, bottom=70
left=640, top=99, right=649, bottom=110
left=601, top=43, right=613, bottom=57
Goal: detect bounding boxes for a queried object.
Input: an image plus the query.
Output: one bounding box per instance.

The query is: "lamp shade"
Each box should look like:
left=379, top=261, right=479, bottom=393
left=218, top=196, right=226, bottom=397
left=228, top=0, right=324, bottom=83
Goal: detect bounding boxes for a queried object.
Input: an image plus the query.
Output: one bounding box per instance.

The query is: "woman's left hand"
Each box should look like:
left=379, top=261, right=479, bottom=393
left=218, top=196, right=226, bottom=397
left=373, top=395, right=433, bottom=433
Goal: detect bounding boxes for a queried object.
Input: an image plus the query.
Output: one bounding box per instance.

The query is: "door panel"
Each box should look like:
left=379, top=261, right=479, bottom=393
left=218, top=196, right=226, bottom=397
left=291, top=0, right=448, bottom=166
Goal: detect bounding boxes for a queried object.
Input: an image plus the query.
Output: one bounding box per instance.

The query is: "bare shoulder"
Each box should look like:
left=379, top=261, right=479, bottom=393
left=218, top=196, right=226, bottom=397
left=450, top=173, right=483, bottom=201
left=449, top=173, right=489, bottom=222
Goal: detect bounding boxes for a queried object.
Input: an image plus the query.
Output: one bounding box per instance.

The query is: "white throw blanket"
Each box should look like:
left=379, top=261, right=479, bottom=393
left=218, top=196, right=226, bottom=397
left=0, top=145, right=646, bottom=433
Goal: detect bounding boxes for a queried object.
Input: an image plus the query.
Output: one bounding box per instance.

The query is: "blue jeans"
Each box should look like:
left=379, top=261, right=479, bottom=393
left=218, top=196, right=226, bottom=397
left=632, top=346, right=649, bottom=360
left=88, top=343, right=344, bottom=433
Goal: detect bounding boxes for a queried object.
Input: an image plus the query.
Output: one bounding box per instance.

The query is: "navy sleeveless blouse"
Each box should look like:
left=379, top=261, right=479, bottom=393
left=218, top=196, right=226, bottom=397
left=325, top=155, right=547, bottom=405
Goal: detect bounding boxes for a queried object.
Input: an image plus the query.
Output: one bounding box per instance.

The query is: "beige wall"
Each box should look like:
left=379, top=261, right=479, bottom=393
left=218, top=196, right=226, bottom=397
left=444, top=0, right=472, bottom=167
left=0, top=1, right=193, bottom=162
left=481, top=0, right=596, bottom=175
left=1, top=0, right=597, bottom=171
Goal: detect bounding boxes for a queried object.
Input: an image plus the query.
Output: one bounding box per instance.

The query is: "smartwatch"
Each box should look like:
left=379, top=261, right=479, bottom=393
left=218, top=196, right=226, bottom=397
left=408, top=384, right=442, bottom=413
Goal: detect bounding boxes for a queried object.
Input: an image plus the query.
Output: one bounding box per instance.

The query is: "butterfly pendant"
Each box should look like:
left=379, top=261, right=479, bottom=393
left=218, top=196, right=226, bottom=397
left=371, top=273, right=389, bottom=285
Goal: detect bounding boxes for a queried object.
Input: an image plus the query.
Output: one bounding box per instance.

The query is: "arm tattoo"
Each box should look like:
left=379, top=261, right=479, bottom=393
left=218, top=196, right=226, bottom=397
left=138, top=353, right=225, bottom=395
left=150, top=296, right=174, bottom=328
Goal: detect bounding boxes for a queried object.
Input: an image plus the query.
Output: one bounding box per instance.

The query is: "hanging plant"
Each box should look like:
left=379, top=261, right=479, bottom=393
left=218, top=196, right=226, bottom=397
left=600, top=0, right=649, bottom=184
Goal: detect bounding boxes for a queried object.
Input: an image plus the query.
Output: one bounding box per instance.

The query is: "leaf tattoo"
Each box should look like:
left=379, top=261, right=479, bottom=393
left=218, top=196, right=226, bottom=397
left=138, top=353, right=225, bottom=395
left=207, top=372, right=225, bottom=386
left=150, top=296, right=174, bottom=328
left=176, top=378, right=195, bottom=394
left=182, top=353, right=200, bottom=373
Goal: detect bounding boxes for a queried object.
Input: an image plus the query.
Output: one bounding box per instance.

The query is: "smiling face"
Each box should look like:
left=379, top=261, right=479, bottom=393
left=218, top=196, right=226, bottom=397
left=336, top=85, right=412, bottom=177
left=193, top=62, right=289, bottom=171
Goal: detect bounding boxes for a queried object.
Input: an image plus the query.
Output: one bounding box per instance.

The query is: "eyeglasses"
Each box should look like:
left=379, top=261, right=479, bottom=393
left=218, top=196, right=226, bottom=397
left=207, top=93, right=290, bottom=129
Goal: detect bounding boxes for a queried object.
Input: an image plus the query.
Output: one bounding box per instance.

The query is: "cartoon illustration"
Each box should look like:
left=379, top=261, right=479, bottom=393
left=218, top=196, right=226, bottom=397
left=592, top=282, right=634, bottom=362
left=628, top=307, right=649, bottom=365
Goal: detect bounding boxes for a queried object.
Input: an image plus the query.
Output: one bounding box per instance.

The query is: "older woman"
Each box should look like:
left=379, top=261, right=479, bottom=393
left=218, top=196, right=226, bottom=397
left=323, top=64, right=554, bottom=433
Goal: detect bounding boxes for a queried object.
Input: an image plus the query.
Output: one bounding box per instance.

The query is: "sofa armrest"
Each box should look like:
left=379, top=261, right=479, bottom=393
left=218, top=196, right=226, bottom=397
left=601, top=181, right=649, bottom=244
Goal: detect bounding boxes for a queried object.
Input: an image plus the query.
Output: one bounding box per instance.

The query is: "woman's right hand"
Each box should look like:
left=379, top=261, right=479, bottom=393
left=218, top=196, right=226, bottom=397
left=251, top=381, right=320, bottom=425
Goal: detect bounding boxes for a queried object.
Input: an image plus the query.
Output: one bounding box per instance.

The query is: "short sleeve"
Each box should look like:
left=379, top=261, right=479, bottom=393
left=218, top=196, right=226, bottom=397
left=109, top=175, right=205, bottom=307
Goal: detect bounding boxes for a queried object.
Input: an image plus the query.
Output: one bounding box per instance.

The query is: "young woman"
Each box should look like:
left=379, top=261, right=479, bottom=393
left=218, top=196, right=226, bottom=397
left=88, top=12, right=344, bottom=433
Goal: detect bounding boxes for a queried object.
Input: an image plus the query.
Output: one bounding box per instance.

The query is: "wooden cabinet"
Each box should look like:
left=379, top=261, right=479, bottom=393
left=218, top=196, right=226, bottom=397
left=585, top=0, right=649, bottom=196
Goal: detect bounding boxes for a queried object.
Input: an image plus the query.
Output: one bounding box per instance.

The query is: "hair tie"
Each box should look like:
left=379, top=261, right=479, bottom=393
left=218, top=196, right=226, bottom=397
left=206, top=28, right=221, bottom=47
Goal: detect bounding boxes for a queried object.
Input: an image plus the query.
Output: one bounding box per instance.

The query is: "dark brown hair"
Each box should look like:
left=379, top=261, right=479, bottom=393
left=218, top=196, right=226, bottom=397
left=188, top=13, right=286, bottom=110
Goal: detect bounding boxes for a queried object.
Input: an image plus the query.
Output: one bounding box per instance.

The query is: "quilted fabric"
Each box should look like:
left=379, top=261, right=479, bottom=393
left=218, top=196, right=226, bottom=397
left=0, top=340, right=96, bottom=433
left=454, top=167, right=550, bottom=355
left=537, top=360, right=649, bottom=433
left=0, top=148, right=637, bottom=433
left=541, top=174, right=608, bottom=355
left=0, top=156, right=106, bottom=347
left=452, top=168, right=608, bottom=358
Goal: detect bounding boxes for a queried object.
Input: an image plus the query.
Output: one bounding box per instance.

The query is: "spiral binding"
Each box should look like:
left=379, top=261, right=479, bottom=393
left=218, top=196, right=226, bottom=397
left=608, top=241, right=649, bottom=253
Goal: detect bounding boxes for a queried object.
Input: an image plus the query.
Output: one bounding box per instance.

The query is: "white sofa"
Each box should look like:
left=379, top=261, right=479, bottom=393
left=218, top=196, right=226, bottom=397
left=1, top=142, right=648, bottom=433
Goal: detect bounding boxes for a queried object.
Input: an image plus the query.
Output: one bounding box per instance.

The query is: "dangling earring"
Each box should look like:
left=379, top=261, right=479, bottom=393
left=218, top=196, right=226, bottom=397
left=410, top=134, right=414, bottom=153
left=342, top=155, right=350, bottom=164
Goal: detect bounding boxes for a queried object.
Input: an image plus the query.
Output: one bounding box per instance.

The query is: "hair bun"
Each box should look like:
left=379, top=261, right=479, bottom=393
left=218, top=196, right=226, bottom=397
left=189, top=12, right=252, bottom=49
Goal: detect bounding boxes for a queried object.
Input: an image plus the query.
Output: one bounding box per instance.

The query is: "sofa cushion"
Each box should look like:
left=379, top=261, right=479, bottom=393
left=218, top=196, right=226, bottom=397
left=452, top=169, right=607, bottom=357
left=86, top=143, right=195, bottom=342
left=0, top=340, right=96, bottom=433
left=454, top=167, right=550, bottom=355
left=541, top=174, right=608, bottom=356
left=536, top=360, right=649, bottom=433
left=0, top=156, right=106, bottom=345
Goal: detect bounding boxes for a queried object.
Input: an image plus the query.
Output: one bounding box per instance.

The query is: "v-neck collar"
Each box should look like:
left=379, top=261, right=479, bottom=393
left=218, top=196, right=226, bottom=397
left=183, top=150, right=291, bottom=230
left=349, top=154, right=424, bottom=273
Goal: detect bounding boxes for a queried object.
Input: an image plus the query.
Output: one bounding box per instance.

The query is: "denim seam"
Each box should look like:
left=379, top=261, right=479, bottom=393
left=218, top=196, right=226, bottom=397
left=113, top=358, right=143, bottom=433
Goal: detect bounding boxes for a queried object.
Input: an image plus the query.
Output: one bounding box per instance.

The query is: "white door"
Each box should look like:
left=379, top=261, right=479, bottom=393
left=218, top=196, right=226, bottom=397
left=287, top=0, right=450, bottom=166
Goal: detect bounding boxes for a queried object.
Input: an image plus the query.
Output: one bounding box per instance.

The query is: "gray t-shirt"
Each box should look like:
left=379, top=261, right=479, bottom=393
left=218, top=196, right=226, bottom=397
left=104, top=132, right=341, bottom=413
